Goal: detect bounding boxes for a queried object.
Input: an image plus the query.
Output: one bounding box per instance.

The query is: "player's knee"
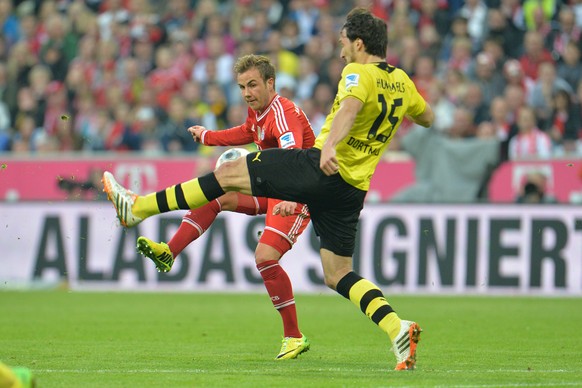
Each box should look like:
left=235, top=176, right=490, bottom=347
left=214, top=158, right=248, bottom=189
left=254, top=242, right=283, bottom=265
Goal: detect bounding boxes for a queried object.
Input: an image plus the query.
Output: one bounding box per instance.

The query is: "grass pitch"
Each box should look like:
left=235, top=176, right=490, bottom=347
left=0, top=291, right=580, bottom=387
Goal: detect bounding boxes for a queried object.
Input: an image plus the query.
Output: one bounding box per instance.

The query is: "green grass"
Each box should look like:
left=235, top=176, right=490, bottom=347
left=0, top=291, right=580, bottom=387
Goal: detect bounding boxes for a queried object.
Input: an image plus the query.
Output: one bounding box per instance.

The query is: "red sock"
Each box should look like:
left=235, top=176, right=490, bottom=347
left=168, top=200, right=221, bottom=257
left=257, top=260, right=301, bottom=338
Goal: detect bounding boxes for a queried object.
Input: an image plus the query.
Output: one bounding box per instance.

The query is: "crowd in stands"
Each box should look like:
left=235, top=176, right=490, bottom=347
left=1, top=0, right=582, bottom=162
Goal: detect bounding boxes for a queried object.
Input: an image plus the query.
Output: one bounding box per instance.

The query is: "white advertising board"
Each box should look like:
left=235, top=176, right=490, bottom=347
left=1, top=202, right=580, bottom=295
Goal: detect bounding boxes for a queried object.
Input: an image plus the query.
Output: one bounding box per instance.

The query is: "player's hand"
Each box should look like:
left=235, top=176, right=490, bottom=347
left=320, top=145, right=340, bottom=176
left=188, top=125, right=206, bottom=143
left=272, top=201, right=297, bottom=217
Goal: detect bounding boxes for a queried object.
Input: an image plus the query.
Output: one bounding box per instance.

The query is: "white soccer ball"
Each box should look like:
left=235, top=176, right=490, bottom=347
left=215, top=148, right=250, bottom=168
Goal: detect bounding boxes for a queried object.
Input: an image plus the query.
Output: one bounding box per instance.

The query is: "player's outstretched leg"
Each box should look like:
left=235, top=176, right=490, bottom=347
left=102, top=170, right=225, bottom=228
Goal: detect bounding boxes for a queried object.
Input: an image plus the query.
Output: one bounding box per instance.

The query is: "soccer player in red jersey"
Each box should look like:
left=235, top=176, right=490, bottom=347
left=136, top=54, right=314, bottom=360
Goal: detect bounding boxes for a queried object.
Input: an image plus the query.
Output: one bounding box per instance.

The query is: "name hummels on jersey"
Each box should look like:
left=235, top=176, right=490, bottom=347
left=377, top=79, right=405, bottom=93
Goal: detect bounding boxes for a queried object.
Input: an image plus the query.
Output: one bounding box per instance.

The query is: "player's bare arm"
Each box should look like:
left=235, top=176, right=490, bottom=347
left=407, top=103, right=435, bottom=128
left=320, top=97, right=363, bottom=176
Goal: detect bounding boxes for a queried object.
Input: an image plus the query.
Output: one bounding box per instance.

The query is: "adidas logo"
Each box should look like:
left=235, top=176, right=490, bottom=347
left=158, top=252, right=173, bottom=264
left=396, top=332, right=411, bottom=353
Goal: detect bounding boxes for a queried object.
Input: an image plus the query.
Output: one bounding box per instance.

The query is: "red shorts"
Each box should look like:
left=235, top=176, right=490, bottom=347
left=259, top=198, right=310, bottom=257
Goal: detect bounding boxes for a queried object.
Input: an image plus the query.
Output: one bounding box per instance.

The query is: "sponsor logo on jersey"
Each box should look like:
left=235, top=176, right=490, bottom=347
left=279, top=132, right=296, bottom=148
left=252, top=152, right=262, bottom=162
left=345, top=73, right=359, bottom=90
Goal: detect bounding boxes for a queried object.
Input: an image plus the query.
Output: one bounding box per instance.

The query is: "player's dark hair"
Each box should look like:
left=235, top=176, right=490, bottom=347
left=342, top=8, right=388, bottom=58
left=234, top=54, right=276, bottom=84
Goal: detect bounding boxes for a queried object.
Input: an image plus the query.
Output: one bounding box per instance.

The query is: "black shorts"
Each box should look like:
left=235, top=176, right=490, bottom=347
left=246, top=148, right=366, bottom=257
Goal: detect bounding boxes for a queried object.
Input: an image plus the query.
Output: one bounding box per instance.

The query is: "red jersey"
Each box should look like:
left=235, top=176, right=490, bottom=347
left=199, top=95, right=315, bottom=150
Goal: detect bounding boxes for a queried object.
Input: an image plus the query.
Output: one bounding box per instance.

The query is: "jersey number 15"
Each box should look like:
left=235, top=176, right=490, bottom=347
left=367, top=96, right=402, bottom=143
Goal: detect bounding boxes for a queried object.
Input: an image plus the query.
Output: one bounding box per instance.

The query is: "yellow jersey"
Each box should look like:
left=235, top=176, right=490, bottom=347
left=314, top=62, right=427, bottom=191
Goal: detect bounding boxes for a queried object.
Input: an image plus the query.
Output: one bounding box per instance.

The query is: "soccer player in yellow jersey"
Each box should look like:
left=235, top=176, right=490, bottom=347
left=103, top=7, right=434, bottom=370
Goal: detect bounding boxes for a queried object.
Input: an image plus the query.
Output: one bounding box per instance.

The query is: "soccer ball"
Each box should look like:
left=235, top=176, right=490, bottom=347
left=215, top=148, right=250, bottom=168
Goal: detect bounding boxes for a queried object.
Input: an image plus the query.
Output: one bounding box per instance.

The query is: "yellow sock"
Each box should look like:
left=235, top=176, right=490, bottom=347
left=133, top=178, right=211, bottom=219
left=378, top=311, right=402, bottom=342
left=338, top=273, right=402, bottom=341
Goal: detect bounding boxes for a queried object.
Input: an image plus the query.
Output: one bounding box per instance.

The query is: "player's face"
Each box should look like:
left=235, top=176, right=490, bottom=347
left=339, top=29, right=355, bottom=64
left=237, top=68, right=273, bottom=112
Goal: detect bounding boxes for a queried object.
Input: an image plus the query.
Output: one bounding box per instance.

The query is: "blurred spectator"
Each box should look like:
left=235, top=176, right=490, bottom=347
left=446, top=36, right=473, bottom=76
left=97, top=0, right=130, bottom=41
left=480, top=37, right=507, bottom=72
left=0, top=62, right=10, bottom=128
left=527, top=61, right=573, bottom=127
left=545, top=6, right=581, bottom=61
left=287, top=0, right=320, bottom=46
left=180, top=80, right=217, bottom=130
left=574, top=0, right=582, bottom=27
left=417, top=0, right=450, bottom=38
left=545, top=89, right=581, bottom=155
left=390, top=123, right=499, bottom=203
left=458, top=0, right=489, bottom=50
left=502, top=58, right=535, bottom=97
left=161, top=0, right=194, bottom=37
left=412, top=55, right=437, bottom=99
left=426, top=80, right=456, bottom=134
left=439, top=14, right=470, bottom=62
left=486, top=7, right=524, bottom=59
left=262, top=29, right=300, bottom=81
left=469, top=52, right=505, bottom=107
left=386, top=10, right=416, bottom=65
left=192, top=34, right=234, bottom=89
left=10, top=112, right=42, bottom=152
left=522, top=0, right=557, bottom=32
left=0, top=0, right=21, bottom=48
left=131, top=36, right=155, bottom=75
left=442, top=67, right=468, bottom=105
left=205, top=82, right=228, bottom=129
left=396, top=35, right=421, bottom=76
left=159, top=94, right=197, bottom=152
left=447, top=106, right=477, bottom=138
left=503, top=82, right=527, bottom=128
left=508, top=105, right=552, bottom=160
left=519, top=30, right=554, bottom=80
left=40, top=12, right=78, bottom=66
left=515, top=170, right=558, bottom=203
left=418, top=23, right=442, bottom=61
left=295, top=55, right=319, bottom=101
left=461, top=81, right=490, bottom=125
left=488, top=95, right=513, bottom=159
left=556, top=41, right=582, bottom=91
left=5, top=41, right=37, bottom=113
left=106, top=101, right=141, bottom=151
left=279, top=18, right=304, bottom=55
